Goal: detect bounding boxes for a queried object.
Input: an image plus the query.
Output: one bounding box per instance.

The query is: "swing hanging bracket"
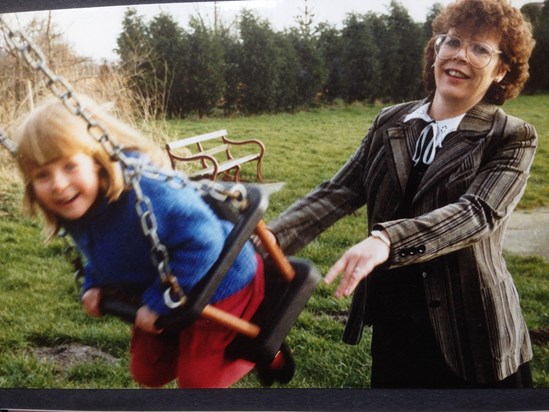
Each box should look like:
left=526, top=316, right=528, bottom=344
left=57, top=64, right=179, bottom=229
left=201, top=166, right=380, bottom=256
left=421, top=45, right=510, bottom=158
left=163, top=274, right=187, bottom=309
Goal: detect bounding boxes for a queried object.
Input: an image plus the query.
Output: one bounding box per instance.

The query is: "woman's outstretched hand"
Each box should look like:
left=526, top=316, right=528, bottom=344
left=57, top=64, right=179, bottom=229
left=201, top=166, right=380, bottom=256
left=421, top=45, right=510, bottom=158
left=324, top=235, right=390, bottom=299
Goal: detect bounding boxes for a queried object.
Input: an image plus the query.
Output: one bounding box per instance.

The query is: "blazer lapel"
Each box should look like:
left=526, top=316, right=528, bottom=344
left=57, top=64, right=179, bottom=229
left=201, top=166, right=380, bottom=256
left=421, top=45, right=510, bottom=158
left=383, top=99, right=428, bottom=198
left=386, top=123, right=416, bottom=196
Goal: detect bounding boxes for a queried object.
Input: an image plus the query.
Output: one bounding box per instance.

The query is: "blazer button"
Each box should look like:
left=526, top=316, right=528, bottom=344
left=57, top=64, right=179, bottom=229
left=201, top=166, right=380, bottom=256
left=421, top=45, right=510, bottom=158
left=418, top=245, right=426, bottom=253
left=429, top=299, right=441, bottom=308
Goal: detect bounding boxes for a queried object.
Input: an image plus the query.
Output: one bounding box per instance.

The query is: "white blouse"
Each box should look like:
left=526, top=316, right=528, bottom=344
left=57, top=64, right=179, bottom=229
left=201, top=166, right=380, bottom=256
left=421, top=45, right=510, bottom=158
left=404, top=103, right=465, bottom=166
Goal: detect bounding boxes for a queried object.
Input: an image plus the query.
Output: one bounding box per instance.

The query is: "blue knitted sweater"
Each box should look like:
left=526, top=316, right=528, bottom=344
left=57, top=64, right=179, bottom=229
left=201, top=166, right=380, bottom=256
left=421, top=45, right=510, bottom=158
left=64, top=166, right=257, bottom=316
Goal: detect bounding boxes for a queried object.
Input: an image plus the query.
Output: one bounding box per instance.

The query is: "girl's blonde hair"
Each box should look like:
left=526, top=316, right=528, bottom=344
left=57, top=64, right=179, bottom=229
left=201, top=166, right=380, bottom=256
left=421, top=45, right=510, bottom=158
left=15, top=94, right=169, bottom=238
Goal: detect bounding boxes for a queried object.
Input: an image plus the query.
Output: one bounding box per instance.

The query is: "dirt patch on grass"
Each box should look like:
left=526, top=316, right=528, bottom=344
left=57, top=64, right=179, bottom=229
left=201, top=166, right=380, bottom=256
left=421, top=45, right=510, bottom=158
left=33, top=343, right=119, bottom=370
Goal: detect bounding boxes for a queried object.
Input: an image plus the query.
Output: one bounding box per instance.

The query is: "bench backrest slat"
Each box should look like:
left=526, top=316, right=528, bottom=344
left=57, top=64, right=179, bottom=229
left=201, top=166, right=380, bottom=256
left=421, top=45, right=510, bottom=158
left=202, top=144, right=230, bottom=156
left=167, top=129, right=228, bottom=150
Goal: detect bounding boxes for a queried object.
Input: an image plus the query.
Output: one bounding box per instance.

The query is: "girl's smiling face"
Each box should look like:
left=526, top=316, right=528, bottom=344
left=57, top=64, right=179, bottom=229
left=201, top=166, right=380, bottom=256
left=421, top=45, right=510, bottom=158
left=31, top=152, right=101, bottom=221
left=433, top=29, right=506, bottom=115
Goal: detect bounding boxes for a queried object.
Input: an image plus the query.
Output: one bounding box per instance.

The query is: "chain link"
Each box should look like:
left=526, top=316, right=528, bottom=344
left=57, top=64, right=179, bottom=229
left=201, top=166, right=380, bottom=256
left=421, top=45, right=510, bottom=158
left=0, top=128, right=17, bottom=155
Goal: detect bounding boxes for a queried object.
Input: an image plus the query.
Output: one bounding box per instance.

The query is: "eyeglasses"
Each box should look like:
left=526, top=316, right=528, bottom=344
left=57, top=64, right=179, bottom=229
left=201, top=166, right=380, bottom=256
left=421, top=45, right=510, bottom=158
left=434, top=34, right=502, bottom=69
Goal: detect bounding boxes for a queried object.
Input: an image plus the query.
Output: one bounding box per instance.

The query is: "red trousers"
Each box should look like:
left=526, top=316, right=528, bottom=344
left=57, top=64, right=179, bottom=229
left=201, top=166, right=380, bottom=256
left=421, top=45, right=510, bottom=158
left=130, top=256, right=264, bottom=388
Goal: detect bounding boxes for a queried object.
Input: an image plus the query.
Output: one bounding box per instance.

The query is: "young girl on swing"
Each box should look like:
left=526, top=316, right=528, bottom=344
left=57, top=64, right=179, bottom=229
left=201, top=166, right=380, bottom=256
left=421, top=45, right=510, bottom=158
left=14, top=95, right=265, bottom=388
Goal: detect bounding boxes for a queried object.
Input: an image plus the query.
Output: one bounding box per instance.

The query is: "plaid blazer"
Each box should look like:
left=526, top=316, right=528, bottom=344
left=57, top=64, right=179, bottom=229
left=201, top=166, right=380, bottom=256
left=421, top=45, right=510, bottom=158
left=269, top=98, right=537, bottom=383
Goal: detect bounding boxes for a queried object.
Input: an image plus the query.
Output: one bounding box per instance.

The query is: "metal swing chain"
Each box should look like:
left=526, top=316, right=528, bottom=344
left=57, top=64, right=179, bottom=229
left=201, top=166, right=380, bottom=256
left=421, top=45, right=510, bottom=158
left=0, top=16, right=253, bottom=308
left=0, top=127, right=17, bottom=155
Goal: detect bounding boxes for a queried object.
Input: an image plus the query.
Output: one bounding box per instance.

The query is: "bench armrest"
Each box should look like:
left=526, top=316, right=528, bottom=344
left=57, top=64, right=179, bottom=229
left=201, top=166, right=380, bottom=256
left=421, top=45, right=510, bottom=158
left=168, top=152, right=220, bottom=177
left=222, top=136, right=266, bottom=157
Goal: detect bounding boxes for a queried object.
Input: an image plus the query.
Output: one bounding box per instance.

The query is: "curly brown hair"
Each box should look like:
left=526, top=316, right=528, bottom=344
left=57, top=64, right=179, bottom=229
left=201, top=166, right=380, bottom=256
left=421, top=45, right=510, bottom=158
left=423, top=0, right=535, bottom=105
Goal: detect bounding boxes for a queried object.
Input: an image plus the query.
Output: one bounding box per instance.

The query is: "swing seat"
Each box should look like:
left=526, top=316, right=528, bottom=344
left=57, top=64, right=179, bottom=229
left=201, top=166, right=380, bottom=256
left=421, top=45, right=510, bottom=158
left=99, top=182, right=321, bottom=385
left=225, top=256, right=320, bottom=364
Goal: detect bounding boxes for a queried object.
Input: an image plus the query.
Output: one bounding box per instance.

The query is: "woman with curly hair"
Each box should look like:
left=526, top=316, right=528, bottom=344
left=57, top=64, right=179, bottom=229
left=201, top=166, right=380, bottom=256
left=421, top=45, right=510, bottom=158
left=266, top=0, right=537, bottom=388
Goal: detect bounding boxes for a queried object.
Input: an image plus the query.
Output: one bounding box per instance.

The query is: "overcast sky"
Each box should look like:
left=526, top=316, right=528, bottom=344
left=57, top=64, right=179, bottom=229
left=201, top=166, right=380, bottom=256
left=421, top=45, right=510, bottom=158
left=4, top=0, right=536, bottom=62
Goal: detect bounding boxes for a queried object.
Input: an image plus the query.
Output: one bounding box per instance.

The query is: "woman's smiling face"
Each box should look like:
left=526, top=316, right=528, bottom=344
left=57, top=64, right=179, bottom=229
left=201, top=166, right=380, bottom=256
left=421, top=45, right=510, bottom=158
left=433, top=29, right=506, bottom=113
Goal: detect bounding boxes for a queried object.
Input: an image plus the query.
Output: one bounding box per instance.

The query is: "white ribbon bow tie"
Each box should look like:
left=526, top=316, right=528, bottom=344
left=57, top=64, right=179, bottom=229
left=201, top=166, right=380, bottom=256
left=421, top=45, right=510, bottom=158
left=404, top=103, right=464, bottom=166
left=412, top=121, right=440, bottom=166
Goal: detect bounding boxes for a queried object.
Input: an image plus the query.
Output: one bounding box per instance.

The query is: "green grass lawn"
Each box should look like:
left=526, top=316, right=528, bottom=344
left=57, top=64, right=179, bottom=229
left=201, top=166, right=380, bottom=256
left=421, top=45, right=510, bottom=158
left=0, top=95, right=547, bottom=388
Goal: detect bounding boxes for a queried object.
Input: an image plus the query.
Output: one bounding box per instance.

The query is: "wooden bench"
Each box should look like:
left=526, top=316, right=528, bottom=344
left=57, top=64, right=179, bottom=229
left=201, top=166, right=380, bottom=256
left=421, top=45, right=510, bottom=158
left=165, top=129, right=265, bottom=182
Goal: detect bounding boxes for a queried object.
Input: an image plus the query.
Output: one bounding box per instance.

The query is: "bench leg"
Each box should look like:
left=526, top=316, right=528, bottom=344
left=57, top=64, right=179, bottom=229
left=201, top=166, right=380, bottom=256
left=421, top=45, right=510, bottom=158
left=234, top=165, right=242, bottom=182
left=256, top=160, right=264, bottom=182
left=220, top=165, right=241, bottom=182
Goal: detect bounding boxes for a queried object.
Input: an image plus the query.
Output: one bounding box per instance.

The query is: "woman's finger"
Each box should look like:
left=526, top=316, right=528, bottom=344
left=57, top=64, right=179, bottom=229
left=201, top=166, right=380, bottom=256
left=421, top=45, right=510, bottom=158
left=324, top=258, right=347, bottom=285
left=335, top=263, right=364, bottom=298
